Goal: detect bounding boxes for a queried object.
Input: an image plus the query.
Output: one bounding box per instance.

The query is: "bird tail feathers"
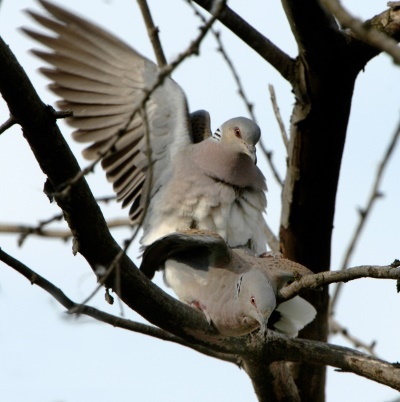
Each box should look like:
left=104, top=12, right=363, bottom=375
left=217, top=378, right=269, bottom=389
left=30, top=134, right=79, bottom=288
left=273, top=296, right=316, bottom=337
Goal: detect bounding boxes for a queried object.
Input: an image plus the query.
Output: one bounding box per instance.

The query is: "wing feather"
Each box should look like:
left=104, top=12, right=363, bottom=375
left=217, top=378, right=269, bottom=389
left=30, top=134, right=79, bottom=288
left=24, top=0, right=193, bottom=223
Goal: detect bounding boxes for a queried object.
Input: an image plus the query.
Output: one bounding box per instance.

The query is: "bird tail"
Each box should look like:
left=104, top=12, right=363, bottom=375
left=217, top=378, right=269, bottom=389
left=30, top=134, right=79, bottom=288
left=273, top=296, right=316, bottom=337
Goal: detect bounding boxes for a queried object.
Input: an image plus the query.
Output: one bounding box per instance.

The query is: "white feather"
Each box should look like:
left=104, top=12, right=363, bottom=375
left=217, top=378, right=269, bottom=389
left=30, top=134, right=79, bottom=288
left=274, top=296, right=317, bottom=337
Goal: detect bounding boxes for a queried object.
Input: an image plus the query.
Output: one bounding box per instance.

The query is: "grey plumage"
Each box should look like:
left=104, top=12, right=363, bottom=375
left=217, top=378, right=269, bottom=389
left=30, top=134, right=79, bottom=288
left=141, top=230, right=317, bottom=337
left=23, top=1, right=269, bottom=254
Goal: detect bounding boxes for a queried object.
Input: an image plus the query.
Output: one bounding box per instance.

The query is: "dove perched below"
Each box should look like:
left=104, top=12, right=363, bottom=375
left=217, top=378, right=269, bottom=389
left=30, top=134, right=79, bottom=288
left=24, top=1, right=269, bottom=254
left=140, top=230, right=316, bottom=337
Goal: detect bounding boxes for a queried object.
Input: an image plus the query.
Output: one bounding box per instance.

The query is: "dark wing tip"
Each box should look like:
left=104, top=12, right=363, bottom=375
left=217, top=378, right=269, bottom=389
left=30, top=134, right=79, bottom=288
left=140, top=230, right=231, bottom=279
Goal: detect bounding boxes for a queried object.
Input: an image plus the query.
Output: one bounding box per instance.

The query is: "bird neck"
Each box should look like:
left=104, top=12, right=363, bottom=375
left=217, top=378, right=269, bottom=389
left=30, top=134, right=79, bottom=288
left=194, top=140, right=266, bottom=189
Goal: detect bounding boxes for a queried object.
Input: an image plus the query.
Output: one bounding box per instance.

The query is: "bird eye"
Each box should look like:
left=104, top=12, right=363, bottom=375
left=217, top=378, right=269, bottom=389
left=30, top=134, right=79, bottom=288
left=234, top=127, right=242, bottom=138
left=250, top=296, right=256, bottom=306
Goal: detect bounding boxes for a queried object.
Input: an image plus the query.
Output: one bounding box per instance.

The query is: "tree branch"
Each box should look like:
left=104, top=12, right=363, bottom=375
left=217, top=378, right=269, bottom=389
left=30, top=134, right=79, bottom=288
left=321, top=0, right=400, bottom=65
left=0, top=114, right=17, bottom=134
left=0, top=247, right=238, bottom=365
left=137, top=0, right=167, bottom=67
left=281, top=0, right=345, bottom=67
left=279, top=263, right=400, bottom=301
left=2, top=245, right=399, bottom=391
left=330, top=318, right=377, bottom=356
left=266, top=332, right=400, bottom=391
left=0, top=218, right=132, bottom=244
left=192, top=0, right=296, bottom=82
left=330, top=119, right=400, bottom=312
left=0, top=34, right=223, bottom=347
left=268, top=84, right=289, bottom=151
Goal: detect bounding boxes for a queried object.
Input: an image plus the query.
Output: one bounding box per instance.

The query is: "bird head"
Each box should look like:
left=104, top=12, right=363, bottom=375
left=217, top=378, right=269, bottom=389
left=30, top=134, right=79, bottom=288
left=213, top=117, right=261, bottom=164
left=236, top=270, right=277, bottom=332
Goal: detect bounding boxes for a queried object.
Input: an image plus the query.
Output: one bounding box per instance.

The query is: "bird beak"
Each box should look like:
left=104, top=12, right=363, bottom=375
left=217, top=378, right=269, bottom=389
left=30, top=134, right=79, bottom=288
left=246, top=144, right=257, bottom=164
left=248, top=309, right=269, bottom=331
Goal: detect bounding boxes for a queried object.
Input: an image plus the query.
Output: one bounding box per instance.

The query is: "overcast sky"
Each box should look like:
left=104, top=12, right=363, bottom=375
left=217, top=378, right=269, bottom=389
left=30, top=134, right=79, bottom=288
left=0, top=1, right=399, bottom=401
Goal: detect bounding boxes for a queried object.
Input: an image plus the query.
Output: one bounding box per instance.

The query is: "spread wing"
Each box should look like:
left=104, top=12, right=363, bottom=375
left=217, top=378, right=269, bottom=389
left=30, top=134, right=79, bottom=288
left=23, top=0, right=195, bottom=222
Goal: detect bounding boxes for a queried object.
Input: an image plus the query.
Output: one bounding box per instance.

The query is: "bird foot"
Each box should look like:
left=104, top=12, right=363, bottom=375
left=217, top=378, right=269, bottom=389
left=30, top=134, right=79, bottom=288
left=190, top=300, right=212, bottom=325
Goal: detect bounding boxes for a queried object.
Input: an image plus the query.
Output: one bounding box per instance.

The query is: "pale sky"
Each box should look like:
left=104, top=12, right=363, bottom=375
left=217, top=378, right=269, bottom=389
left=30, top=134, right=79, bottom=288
left=0, top=1, right=399, bottom=402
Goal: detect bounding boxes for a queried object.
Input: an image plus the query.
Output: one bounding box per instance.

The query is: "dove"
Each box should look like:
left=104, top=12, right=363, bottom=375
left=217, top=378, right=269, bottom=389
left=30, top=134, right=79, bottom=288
left=24, top=1, right=269, bottom=254
left=140, top=230, right=316, bottom=337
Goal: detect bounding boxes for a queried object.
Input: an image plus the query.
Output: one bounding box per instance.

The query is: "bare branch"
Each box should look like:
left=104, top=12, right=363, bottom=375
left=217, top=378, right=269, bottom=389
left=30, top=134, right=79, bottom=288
left=0, top=247, right=238, bottom=364
left=320, top=0, right=400, bottom=64
left=192, top=0, right=296, bottom=82
left=268, top=84, right=289, bottom=151
left=330, top=318, right=377, bottom=356
left=137, top=0, right=167, bottom=67
left=0, top=114, right=17, bottom=134
left=52, top=109, right=73, bottom=119
left=330, top=119, right=400, bottom=312
left=266, top=331, right=400, bottom=391
left=279, top=263, right=400, bottom=301
left=3, top=245, right=400, bottom=390
left=0, top=218, right=131, bottom=242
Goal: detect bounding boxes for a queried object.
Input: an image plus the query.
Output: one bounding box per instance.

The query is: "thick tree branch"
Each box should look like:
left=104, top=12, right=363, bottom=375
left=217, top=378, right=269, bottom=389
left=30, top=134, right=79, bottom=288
left=0, top=114, right=17, bottom=134
left=265, top=332, right=400, bottom=391
left=2, top=246, right=399, bottom=391
left=277, top=3, right=400, bottom=400
left=192, top=0, right=296, bottom=82
left=0, top=247, right=238, bottom=364
left=0, top=34, right=223, bottom=347
left=281, top=0, right=346, bottom=68
left=321, top=0, right=400, bottom=65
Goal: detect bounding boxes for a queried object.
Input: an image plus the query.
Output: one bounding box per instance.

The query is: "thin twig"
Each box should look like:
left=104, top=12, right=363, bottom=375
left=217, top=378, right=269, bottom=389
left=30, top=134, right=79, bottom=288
left=279, top=263, right=400, bottom=301
left=52, top=109, right=73, bottom=119
left=330, top=318, right=377, bottom=356
left=268, top=84, right=288, bottom=150
left=320, top=0, right=400, bottom=64
left=0, top=114, right=17, bottom=134
left=137, top=0, right=167, bottom=67
left=330, top=119, right=400, bottom=312
left=0, top=218, right=131, bottom=242
left=0, top=247, right=238, bottom=364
